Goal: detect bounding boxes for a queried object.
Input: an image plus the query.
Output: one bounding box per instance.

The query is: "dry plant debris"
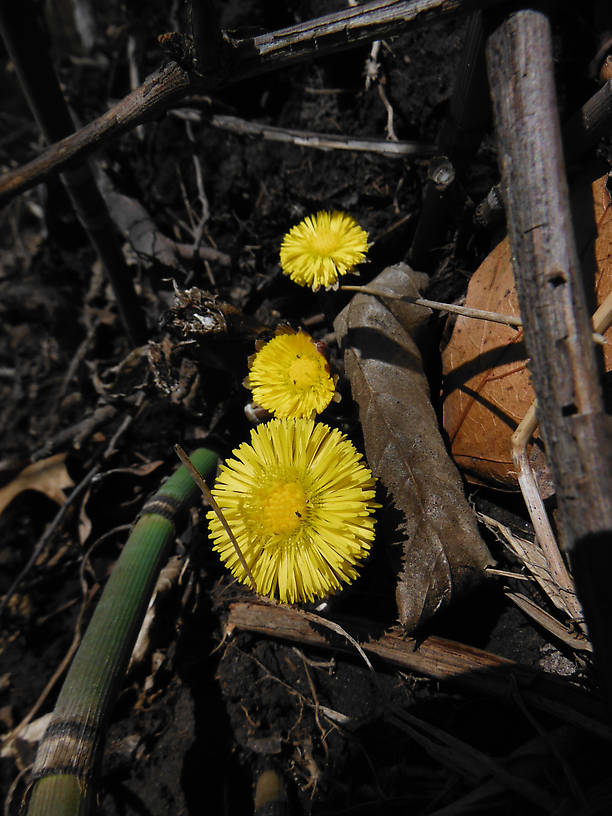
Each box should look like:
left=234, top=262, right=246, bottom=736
left=334, top=263, right=493, bottom=632
left=1, top=3, right=611, bottom=813
left=442, top=173, right=612, bottom=494
left=0, top=454, right=74, bottom=518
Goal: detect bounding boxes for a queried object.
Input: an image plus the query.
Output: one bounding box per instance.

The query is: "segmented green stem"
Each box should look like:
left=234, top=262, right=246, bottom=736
left=26, top=448, right=217, bottom=816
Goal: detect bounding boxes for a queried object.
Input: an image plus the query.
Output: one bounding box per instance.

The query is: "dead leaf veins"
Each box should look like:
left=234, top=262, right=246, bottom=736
left=334, top=264, right=493, bottom=632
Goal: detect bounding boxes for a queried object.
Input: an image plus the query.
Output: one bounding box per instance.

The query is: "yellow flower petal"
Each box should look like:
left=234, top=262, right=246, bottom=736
left=246, top=330, right=337, bottom=418
left=207, top=418, right=378, bottom=604
left=280, top=211, right=369, bottom=291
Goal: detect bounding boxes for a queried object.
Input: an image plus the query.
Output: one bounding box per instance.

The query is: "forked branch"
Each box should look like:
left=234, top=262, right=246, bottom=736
left=0, top=0, right=505, bottom=207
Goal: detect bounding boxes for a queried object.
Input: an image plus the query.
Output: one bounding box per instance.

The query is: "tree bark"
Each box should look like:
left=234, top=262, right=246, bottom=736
left=486, top=8, right=612, bottom=706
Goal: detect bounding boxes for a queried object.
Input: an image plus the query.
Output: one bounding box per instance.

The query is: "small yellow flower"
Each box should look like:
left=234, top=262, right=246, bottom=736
left=245, top=329, right=338, bottom=418
left=280, top=211, right=369, bottom=291
left=207, top=418, right=378, bottom=603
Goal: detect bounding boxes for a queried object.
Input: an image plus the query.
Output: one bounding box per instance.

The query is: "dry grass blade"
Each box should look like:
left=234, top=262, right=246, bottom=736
left=425, top=726, right=588, bottom=816
left=478, top=513, right=572, bottom=617
left=478, top=512, right=589, bottom=649
left=389, top=709, right=556, bottom=810
left=505, top=592, right=590, bottom=652
left=299, top=609, right=374, bottom=672
left=510, top=407, right=586, bottom=633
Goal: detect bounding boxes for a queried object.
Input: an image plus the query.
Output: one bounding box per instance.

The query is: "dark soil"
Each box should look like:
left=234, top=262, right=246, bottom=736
left=1, top=2, right=611, bottom=815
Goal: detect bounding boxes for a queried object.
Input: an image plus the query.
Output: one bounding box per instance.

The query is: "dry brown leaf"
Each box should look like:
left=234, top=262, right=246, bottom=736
left=0, top=453, right=74, bottom=519
left=442, top=174, right=612, bottom=493
left=477, top=512, right=568, bottom=615
left=334, top=264, right=494, bottom=632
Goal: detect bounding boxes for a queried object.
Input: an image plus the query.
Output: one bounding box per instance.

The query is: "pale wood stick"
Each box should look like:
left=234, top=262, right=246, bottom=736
left=342, top=284, right=523, bottom=327
left=206, top=113, right=435, bottom=157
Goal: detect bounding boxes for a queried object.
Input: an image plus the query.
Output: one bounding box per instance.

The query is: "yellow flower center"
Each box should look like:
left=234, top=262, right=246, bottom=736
left=309, top=229, right=340, bottom=256
left=261, top=481, right=308, bottom=535
left=288, top=354, right=321, bottom=388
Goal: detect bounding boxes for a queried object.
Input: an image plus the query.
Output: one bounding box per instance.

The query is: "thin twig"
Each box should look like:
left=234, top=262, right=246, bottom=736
left=0, top=61, right=192, bottom=206
left=204, top=113, right=434, bottom=157
left=174, top=444, right=256, bottom=590
left=103, top=393, right=145, bottom=460
left=341, top=284, right=523, bottom=327
left=300, top=609, right=374, bottom=672
left=31, top=405, right=118, bottom=460
left=51, top=316, right=101, bottom=419
left=510, top=404, right=583, bottom=625
left=376, top=81, right=398, bottom=141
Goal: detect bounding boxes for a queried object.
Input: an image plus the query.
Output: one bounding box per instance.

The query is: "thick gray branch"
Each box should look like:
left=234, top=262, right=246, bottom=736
left=486, top=9, right=612, bottom=702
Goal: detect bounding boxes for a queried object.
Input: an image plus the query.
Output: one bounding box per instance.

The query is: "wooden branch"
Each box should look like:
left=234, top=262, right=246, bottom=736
left=486, top=10, right=612, bottom=703
left=0, top=0, right=505, bottom=207
left=226, top=600, right=612, bottom=742
left=203, top=113, right=436, bottom=157
left=0, top=61, right=193, bottom=207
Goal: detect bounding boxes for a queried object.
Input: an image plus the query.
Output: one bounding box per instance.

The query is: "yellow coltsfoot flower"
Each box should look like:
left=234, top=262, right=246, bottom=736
left=207, top=418, right=378, bottom=604
left=245, top=329, right=338, bottom=418
left=280, top=210, right=369, bottom=291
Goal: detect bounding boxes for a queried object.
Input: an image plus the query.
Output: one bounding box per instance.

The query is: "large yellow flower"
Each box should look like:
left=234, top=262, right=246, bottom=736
left=207, top=418, right=378, bottom=603
left=245, top=330, right=338, bottom=418
left=280, top=211, right=369, bottom=291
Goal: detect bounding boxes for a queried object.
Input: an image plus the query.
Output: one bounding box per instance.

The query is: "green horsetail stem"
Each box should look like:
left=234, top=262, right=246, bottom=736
left=26, top=448, right=217, bottom=816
